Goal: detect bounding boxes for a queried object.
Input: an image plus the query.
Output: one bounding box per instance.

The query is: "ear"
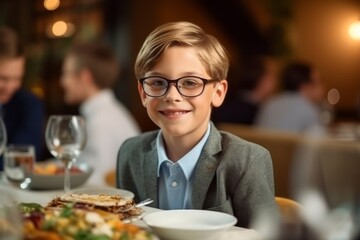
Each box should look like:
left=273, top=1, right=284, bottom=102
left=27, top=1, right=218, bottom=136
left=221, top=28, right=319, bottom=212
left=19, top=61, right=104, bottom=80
left=138, top=82, right=148, bottom=107
left=211, top=79, right=228, bottom=108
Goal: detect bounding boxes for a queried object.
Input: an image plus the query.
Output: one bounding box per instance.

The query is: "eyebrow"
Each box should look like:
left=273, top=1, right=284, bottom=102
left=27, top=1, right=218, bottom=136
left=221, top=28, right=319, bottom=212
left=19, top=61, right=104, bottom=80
left=146, top=71, right=206, bottom=78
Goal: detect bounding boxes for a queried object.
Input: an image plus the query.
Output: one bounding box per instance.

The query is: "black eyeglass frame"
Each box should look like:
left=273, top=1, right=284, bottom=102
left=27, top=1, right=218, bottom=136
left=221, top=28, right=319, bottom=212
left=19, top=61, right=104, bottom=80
left=139, top=76, right=219, bottom=97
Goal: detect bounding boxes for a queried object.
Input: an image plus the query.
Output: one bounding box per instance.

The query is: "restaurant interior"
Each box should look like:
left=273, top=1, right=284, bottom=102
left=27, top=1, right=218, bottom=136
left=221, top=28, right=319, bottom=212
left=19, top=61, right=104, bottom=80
left=1, top=0, right=360, bottom=239
left=1, top=0, right=360, bottom=129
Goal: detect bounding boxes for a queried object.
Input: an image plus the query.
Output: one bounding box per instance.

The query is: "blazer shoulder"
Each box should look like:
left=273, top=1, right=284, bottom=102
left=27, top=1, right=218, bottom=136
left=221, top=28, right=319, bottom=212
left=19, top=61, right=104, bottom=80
left=218, top=130, right=271, bottom=164
left=120, top=130, right=159, bottom=152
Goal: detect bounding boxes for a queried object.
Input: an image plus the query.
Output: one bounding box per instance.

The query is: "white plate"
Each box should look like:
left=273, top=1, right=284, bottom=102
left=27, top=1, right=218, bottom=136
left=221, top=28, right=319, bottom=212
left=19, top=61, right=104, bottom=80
left=29, top=161, right=93, bottom=190
left=70, top=187, right=134, bottom=199
left=143, top=209, right=237, bottom=240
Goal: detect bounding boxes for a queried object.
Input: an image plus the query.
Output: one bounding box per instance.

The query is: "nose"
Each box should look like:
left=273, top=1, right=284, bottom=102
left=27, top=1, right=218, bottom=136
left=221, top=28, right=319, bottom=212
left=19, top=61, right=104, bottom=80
left=163, top=83, right=182, bottom=101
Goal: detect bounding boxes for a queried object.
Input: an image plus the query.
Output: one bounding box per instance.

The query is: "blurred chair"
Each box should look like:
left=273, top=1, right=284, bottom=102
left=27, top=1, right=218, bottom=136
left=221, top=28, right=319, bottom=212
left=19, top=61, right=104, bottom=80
left=217, top=123, right=303, bottom=198
left=275, top=197, right=303, bottom=222
left=218, top=122, right=360, bottom=211
left=275, top=196, right=306, bottom=240
left=294, top=138, right=360, bottom=209
left=105, top=170, right=116, bottom=187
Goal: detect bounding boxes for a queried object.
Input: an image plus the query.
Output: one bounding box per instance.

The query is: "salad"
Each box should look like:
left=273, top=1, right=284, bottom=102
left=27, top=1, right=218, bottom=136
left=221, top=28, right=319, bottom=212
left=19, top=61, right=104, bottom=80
left=20, top=202, right=155, bottom=240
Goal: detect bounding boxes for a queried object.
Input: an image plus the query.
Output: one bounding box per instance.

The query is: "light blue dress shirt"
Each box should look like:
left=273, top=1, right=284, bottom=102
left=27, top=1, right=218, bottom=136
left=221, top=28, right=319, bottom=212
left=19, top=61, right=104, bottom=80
left=156, top=123, right=211, bottom=210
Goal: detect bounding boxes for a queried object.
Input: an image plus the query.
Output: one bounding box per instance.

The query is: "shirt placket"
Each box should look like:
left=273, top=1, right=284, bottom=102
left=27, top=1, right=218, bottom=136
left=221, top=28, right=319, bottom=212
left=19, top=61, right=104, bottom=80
left=167, top=163, right=184, bottom=209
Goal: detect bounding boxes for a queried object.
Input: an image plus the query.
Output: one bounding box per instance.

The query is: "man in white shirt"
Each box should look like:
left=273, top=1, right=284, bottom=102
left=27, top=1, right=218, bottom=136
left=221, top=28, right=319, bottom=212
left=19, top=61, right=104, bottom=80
left=61, top=42, right=141, bottom=186
left=256, top=61, right=325, bottom=135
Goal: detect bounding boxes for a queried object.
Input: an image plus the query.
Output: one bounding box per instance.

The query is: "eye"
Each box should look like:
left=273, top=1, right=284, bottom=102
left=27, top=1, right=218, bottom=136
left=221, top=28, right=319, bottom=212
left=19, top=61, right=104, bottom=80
left=179, top=78, right=202, bottom=88
left=145, top=78, right=167, bottom=87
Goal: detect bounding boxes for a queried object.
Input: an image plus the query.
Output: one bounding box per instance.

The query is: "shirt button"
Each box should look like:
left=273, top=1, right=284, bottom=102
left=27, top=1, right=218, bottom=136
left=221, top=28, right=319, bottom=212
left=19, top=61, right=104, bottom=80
left=171, top=181, right=178, bottom=187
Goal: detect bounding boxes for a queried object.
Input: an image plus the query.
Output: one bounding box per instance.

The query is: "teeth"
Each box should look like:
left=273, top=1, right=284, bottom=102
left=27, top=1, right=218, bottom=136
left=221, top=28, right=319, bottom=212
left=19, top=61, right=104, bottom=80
left=163, top=111, right=187, bottom=116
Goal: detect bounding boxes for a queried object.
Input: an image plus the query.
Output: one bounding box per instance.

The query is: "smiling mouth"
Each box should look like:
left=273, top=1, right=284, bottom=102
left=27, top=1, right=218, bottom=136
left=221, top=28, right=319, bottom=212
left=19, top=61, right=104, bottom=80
left=159, top=110, right=190, bottom=116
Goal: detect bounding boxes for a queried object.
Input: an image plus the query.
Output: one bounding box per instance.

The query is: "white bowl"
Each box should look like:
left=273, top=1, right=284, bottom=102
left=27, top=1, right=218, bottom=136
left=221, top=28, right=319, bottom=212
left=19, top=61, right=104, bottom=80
left=143, top=209, right=237, bottom=240
left=29, top=161, right=93, bottom=190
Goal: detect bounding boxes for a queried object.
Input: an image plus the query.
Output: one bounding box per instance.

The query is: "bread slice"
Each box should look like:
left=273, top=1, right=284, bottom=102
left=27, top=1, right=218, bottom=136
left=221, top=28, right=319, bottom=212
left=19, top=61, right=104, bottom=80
left=46, top=193, right=143, bottom=219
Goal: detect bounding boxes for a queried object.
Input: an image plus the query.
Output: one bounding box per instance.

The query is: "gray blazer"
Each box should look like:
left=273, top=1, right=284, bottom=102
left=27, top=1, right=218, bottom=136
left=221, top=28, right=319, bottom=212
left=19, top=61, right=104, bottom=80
left=116, top=123, right=278, bottom=227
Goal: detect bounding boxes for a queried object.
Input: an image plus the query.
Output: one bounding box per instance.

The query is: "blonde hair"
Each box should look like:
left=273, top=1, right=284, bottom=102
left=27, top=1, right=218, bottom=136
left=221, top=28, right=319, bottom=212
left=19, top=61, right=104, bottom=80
left=135, top=21, right=229, bottom=80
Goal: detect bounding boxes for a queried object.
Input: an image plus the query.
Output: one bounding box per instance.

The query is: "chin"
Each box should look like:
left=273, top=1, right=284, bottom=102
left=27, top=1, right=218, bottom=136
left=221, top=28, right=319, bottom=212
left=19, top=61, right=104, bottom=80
left=162, top=124, right=191, bottom=137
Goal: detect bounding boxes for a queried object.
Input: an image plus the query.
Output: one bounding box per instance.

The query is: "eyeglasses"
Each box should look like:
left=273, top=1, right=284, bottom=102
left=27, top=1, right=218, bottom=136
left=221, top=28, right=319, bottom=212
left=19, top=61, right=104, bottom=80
left=139, top=76, right=219, bottom=97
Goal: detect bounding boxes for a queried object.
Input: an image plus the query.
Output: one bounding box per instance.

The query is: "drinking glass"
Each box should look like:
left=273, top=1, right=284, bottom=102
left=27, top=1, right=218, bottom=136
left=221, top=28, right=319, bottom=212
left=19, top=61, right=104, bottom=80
left=4, top=145, right=35, bottom=189
left=45, top=115, right=86, bottom=192
left=0, top=117, right=6, bottom=154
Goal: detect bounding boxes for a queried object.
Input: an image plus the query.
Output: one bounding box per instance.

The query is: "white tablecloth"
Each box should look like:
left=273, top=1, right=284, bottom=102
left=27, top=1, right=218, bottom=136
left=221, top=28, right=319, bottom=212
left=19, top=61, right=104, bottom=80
left=0, top=173, right=262, bottom=240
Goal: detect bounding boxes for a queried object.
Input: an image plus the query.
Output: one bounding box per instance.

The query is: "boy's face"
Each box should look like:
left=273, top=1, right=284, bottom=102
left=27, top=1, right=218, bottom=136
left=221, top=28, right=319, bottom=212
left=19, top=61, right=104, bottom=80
left=138, top=46, right=227, bottom=139
left=61, top=55, right=87, bottom=105
left=0, top=57, right=25, bottom=104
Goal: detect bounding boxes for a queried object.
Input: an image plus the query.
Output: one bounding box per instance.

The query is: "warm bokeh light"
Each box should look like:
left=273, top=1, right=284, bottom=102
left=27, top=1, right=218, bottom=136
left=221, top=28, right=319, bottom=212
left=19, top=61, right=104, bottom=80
left=327, top=88, right=340, bottom=105
left=52, top=21, right=67, bottom=36
left=47, top=21, right=75, bottom=38
left=348, top=21, right=360, bottom=40
left=44, top=0, right=60, bottom=11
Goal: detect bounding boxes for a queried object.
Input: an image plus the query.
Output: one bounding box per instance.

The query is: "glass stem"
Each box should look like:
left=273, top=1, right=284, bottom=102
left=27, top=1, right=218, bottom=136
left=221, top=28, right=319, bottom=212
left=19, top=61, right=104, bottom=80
left=64, top=160, right=73, bottom=193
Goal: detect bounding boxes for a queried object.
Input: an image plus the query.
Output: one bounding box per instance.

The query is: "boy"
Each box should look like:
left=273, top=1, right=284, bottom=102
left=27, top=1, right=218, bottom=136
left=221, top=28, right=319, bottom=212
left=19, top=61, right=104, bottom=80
left=61, top=42, right=140, bottom=185
left=116, top=21, right=278, bottom=227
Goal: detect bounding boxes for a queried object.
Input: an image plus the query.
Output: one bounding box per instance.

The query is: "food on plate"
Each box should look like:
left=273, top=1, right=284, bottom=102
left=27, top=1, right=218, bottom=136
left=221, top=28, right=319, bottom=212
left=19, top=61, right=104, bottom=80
left=34, top=163, right=82, bottom=175
left=19, top=202, right=43, bottom=214
left=20, top=200, right=154, bottom=240
left=47, top=193, right=143, bottom=221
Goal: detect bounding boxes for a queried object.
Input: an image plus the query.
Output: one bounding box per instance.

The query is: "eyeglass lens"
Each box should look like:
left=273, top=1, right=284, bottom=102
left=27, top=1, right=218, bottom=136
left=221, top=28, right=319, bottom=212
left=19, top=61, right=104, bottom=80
left=143, top=77, right=206, bottom=97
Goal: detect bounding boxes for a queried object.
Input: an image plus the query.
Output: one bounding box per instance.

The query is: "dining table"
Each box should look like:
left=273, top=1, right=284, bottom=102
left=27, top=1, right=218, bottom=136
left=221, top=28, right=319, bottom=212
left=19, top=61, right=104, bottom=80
left=0, top=172, right=262, bottom=240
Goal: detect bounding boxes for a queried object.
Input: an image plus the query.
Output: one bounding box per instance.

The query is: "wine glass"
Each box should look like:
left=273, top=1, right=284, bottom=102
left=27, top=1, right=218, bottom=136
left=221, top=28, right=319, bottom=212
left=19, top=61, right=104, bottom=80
left=45, top=115, right=86, bottom=192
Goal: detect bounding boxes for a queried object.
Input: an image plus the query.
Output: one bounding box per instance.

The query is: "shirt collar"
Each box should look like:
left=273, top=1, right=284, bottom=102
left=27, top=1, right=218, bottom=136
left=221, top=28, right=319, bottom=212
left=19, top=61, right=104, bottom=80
left=156, top=123, right=211, bottom=180
left=80, top=89, right=115, bottom=117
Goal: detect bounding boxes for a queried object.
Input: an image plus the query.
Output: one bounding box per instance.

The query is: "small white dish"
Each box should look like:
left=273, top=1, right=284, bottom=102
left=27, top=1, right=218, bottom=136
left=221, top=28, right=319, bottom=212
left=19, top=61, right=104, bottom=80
left=143, top=209, right=237, bottom=240
left=29, top=161, right=93, bottom=190
left=70, top=187, right=134, bottom=199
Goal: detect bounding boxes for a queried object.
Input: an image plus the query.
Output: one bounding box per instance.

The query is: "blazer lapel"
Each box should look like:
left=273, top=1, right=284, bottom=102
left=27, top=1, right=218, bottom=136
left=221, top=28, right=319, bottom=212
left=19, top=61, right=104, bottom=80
left=142, top=140, right=159, bottom=207
left=192, top=123, right=222, bottom=209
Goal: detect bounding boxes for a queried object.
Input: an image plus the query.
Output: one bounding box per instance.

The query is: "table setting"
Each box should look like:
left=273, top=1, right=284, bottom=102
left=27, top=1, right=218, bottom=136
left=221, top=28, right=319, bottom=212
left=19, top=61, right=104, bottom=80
left=0, top=175, right=262, bottom=240
left=0, top=115, right=262, bottom=240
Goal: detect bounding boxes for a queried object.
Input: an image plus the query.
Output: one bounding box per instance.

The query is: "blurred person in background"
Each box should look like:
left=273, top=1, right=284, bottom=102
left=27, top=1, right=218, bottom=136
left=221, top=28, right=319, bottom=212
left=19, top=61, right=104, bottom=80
left=256, top=61, right=325, bottom=135
left=0, top=26, right=44, bottom=169
left=212, top=56, right=277, bottom=125
left=61, top=42, right=141, bottom=186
